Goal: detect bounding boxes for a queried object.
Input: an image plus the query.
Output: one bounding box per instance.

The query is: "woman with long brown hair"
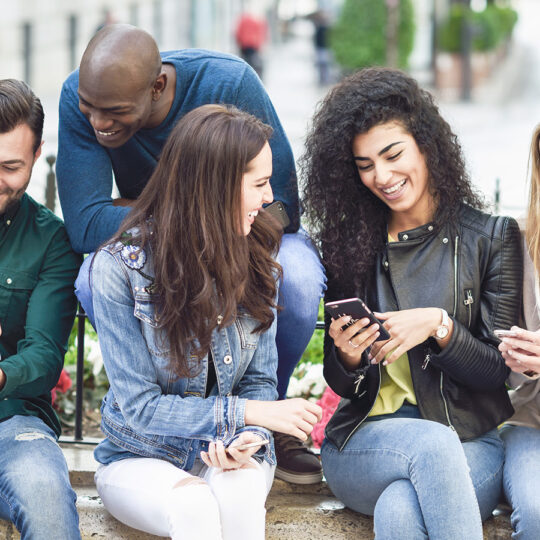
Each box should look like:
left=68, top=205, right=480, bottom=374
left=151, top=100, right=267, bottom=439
left=90, top=104, right=321, bottom=539
left=498, top=124, right=540, bottom=539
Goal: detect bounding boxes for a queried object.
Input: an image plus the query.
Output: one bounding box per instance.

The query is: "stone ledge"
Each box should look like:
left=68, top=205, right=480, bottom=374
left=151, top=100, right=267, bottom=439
left=0, top=445, right=514, bottom=539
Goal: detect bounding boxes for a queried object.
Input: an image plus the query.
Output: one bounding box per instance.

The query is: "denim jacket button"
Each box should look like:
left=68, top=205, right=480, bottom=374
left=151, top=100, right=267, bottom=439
left=223, top=355, right=233, bottom=365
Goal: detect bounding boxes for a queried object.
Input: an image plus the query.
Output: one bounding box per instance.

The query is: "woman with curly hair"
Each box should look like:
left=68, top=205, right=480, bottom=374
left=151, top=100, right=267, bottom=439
left=498, top=124, right=540, bottom=540
left=302, top=67, right=522, bottom=538
left=90, top=104, right=322, bottom=539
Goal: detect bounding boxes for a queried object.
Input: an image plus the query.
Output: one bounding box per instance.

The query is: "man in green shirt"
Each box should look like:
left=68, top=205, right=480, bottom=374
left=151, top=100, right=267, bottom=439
left=0, top=79, right=82, bottom=538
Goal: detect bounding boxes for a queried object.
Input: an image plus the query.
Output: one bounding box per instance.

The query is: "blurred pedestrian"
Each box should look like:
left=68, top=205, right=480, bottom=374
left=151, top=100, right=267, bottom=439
left=235, top=13, right=267, bottom=79
left=309, top=10, right=332, bottom=86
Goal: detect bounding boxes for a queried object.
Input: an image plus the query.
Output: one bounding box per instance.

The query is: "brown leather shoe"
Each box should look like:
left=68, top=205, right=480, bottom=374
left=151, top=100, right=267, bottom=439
left=274, top=432, right=323, bottom=484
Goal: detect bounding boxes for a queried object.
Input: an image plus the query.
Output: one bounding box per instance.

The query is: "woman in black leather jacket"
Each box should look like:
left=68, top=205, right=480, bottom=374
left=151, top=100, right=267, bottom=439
left=302, top=67, right=522, bottom=539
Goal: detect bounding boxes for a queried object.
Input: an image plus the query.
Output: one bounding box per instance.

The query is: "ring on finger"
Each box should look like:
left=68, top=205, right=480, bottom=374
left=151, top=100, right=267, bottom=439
left=348, top=339, right=359, bottom=349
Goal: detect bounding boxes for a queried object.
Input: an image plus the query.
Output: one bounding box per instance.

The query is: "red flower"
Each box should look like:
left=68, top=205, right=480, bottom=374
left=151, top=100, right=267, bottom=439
left=51, top=368, right=72, bottom=405
left=311, top=386, right=340, bottom=448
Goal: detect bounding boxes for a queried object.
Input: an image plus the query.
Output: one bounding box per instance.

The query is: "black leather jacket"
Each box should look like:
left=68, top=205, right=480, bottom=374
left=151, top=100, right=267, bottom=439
left=324, top=205, right=522, bottom=451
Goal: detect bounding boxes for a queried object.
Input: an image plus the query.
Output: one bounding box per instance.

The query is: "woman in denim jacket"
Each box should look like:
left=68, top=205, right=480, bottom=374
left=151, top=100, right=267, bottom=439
left=91, top=104, right=322, bottom=540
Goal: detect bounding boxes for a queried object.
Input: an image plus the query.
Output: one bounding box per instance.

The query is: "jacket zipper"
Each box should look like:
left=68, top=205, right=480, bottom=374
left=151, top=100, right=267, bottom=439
left=340, top=362, right=382, bottom=450
left=439, top=234, right=460, bottom=432
left=464, top=289, right=474, bottom=328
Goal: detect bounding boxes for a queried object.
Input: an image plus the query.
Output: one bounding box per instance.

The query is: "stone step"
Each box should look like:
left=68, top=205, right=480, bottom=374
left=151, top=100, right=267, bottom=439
left=0, top=444, right=513, bottom=539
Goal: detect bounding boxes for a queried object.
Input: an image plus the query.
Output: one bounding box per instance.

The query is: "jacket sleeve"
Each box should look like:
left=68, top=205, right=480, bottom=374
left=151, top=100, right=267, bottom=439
left=430, top=216, right=522, bottom=390
left=234, top=66, right=300, bottom=232
left=322, top=310, right=372, bottom=399
left=0, top=227, right=81, bottom=399
left=92, top=249, right=250, bottom=444
left=56, top=75, right=130, bottom=253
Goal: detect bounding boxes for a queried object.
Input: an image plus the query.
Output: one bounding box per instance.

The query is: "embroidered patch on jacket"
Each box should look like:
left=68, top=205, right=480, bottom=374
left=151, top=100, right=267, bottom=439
left=120, top=245, right=147, bottom=270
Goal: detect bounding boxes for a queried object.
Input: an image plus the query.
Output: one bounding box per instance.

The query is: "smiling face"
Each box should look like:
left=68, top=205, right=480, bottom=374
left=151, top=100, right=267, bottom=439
left=78, top=68, right=156, bottom=149
left=0, top=124, right=41, bottom=215
left=240, top=141, right=273, bottom=235
left=352, top=121, right=434, bottom=228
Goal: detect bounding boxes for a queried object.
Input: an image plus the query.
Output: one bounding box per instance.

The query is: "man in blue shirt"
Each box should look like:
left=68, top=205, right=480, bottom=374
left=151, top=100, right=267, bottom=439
left=57, top=24, right=325, bottom=484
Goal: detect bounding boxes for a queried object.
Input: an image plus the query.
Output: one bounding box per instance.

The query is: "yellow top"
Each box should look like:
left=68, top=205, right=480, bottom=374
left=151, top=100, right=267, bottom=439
left=368, top=233, right=417, bottom=416
left=368, top=352, right=417, bottom=416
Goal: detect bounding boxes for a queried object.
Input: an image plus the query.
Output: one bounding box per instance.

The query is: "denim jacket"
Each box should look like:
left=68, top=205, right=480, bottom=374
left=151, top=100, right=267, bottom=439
left=91, top=236, right=278, bottom=470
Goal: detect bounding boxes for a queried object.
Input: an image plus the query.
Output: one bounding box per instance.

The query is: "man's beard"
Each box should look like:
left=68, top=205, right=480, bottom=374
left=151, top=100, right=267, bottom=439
left=0, top=188, right=24, bottom=215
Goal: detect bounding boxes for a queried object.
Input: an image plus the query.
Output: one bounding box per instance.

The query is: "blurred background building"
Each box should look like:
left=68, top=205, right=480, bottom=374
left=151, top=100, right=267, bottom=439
left=0, top=0, right=536, bottom=218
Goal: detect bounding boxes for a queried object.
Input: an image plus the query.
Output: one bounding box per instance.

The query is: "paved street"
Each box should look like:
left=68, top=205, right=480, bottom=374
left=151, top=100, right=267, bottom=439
left=28, top=0, right=539, bottom=222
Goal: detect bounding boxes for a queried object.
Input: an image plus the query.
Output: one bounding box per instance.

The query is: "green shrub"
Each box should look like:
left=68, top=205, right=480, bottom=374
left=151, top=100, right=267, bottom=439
left=438, top=3, right=518, bottom=53
left=330, top=0, right=415, bottom=71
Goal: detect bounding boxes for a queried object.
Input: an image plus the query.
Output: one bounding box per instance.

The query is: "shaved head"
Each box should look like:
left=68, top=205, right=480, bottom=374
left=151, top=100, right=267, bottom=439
left=80, top=24, right=162, bottom=91
left=77, top=24, right=174, bottom=147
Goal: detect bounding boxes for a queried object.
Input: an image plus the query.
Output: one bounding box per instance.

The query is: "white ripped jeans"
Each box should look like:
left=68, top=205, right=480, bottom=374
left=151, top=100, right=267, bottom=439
left=95, top=457, right=275, bottom=539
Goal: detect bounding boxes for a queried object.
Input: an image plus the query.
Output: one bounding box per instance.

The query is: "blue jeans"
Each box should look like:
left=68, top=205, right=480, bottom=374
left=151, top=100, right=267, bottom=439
left=0, top=415, right=80, bottom=539
left=500, top=424, right=540, bottom=540
left=75, top=228, right=326, bottom=400
left=321, top=410, right=504, bottom=540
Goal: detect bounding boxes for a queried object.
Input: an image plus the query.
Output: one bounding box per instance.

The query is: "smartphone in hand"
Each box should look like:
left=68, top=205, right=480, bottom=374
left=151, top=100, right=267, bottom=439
left=493, top=329, right=517, bottom=339
left=324, top=297, right=390, bottom=341
left=226, top=439, right=269, bottom=453
left=264, top=201, right=290, bottom=230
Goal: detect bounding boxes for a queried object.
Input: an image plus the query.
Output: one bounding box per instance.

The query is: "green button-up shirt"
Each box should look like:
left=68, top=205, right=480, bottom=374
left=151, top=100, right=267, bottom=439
left=0, top=194, right=82, bottom=436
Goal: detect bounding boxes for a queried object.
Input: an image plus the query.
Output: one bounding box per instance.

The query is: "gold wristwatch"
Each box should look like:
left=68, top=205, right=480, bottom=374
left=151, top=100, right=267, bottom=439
left=434, top=308, right=450, bottom=340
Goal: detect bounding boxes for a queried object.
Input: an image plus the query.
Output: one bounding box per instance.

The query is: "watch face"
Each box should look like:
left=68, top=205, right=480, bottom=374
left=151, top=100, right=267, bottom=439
left=436, top=326, right=449, bottom=339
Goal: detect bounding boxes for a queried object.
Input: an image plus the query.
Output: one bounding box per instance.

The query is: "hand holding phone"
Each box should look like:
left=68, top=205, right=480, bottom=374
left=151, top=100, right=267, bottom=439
left=325, top=298, right=390, bottom=341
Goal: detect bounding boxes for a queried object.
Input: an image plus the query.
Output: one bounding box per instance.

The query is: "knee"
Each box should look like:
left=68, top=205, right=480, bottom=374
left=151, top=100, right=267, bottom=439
left=168, top=480, right=221, bottom=532
left=210, top=467, right=267, bottom=510
left=408, top=423, right=466, bottom=468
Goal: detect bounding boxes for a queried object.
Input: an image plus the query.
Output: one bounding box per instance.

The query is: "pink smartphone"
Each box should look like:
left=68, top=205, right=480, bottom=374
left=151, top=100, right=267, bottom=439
left=324, top=297, right=390, bottom=341
left=226, top=439, right=269, bottom=452
left=493, top=329, right=517, bottom=338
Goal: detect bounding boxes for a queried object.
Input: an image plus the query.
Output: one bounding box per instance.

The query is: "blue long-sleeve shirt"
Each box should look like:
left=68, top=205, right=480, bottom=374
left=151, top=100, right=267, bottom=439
left=56, top=49, right=299, bottom=254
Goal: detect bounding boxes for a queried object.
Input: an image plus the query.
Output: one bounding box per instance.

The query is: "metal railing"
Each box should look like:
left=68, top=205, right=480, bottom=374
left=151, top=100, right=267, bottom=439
left=44, top=158, right=507, bottom=443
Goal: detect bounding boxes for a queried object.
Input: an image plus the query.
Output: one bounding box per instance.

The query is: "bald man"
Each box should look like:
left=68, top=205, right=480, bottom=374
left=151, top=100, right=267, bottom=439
left=56, top=25, right=326, bottom=485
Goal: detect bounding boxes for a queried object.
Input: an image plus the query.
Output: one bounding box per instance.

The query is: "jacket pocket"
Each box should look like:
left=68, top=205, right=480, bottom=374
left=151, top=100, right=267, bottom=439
left=133, top=291, right=170, bottom=357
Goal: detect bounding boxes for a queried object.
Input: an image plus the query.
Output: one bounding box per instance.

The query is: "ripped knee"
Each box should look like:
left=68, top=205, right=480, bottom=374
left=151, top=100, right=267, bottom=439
left=15, top=432, right=56, bottom=443
left=173, top=476, right=207, bottom=489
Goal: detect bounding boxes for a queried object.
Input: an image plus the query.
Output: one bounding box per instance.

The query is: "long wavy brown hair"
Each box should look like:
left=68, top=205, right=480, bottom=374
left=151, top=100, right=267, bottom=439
left=112, top=104, right=282, bottom=377
left=526, top=124, right=540, bottom=279
left=301, top=67, right=484, bottom=298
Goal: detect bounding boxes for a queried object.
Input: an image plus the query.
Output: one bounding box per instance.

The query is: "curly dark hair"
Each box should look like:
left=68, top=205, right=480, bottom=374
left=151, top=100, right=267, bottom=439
left=301, top=67, right=484, bottom=298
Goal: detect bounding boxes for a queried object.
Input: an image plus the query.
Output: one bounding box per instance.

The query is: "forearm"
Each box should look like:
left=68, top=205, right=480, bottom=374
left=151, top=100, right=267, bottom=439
left=430, top=317, right=510, bottom=389
left=57, top=80, right=129, bottom=252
